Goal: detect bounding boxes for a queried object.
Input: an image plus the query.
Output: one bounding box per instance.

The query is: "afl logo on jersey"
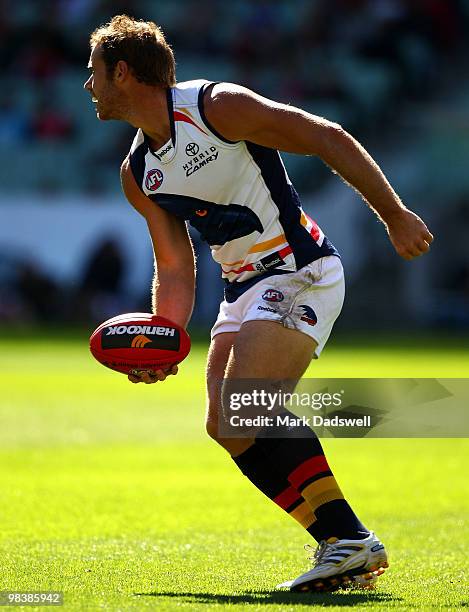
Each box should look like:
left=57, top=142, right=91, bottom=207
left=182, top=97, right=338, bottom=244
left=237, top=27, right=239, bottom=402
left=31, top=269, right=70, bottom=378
left=145, top=168, right=164, bottom=191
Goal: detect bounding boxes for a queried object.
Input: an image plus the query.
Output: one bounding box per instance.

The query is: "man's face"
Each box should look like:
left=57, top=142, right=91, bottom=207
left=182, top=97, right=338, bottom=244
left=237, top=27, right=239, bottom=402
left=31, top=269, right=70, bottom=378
left=83, top=45, right=121, bottom=121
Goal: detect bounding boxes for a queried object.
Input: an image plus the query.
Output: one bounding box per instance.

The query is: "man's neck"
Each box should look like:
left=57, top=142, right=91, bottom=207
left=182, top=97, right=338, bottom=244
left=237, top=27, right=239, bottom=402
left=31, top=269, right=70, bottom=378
left=125, top=85, right=172, bottom=150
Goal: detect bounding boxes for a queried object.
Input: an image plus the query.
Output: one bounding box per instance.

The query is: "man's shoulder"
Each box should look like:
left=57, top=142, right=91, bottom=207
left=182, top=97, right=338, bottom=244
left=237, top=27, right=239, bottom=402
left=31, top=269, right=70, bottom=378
left=174, top=78, right=211, bottom=92
left=171, top=79, right=212, bottom=108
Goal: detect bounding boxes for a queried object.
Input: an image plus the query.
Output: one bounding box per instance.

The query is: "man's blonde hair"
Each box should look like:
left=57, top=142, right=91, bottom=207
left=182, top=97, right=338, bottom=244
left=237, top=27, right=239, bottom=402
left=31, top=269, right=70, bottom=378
left=90, top=14, right=176, bottom=87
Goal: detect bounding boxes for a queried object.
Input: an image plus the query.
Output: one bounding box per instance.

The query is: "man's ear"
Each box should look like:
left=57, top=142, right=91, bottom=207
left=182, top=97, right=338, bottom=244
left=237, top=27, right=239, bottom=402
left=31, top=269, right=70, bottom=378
left=114, top=60, right=129, bottom=83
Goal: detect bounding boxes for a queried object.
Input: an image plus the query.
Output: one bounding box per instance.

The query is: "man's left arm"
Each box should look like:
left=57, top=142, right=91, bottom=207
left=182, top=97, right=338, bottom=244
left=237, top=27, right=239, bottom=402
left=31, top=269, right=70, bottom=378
left=204, top=83, right=433, bottom=260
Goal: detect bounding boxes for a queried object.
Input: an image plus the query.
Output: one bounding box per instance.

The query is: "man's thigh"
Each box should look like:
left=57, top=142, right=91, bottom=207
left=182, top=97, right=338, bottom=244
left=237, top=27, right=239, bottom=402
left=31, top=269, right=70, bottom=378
left=226, top=320, right=317, bottom=380
left=205, top=331, right=236, bottom=428
left=205, top=322, right=316, bottom=455
left=206, top=331, right=257, bottom=455
left=219, top=321, right=317, bottom=452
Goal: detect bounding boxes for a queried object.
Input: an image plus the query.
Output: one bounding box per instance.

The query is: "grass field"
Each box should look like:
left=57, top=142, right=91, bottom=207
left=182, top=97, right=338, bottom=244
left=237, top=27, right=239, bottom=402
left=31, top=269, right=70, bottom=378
left=1, top=332, right=468, bottom=610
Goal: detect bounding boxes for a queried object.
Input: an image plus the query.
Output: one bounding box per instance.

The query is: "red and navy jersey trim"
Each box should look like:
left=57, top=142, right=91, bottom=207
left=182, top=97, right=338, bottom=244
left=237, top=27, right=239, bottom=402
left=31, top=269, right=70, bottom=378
left=197, top=82, right=239, bottom=145
left=129, top=87, right=175, bottom=188
left=129, top=139, right=146, bottom=188
left=166, top=87, right=176, bottom=146
left=245, top=142, right=337, bottom=270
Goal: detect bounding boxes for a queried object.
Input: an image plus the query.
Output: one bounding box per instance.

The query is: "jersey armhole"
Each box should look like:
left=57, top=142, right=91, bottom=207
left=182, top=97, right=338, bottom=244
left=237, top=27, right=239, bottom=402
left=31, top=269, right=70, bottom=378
left=128, top=143, right=146, bottom=195
left=197, top=82, right=239, bottom=145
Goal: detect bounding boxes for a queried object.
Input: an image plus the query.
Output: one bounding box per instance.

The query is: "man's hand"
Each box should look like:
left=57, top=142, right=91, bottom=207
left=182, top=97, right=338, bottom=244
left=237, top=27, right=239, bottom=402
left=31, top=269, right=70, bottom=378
left=385, top=209, right=434, bottom=260
left=128, top=364, right=179, bottom=384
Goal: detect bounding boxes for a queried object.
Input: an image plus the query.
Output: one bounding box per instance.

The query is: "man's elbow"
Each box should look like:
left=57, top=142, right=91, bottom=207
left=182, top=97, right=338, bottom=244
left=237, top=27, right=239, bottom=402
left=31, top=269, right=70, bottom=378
left=324, top=120, right=347, bottom=143
left=316, top=121, right=353, bottom=160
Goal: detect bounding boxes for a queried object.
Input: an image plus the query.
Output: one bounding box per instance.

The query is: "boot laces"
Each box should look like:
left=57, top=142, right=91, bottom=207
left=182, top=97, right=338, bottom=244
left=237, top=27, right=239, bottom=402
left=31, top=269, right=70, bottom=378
left=304, top=540, right=340, bottom=567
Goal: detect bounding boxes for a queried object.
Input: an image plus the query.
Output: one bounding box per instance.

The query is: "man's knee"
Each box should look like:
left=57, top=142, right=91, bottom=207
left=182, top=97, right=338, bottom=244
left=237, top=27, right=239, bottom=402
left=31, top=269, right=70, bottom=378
left=205, top=417, right=234, bottom=452
left=205, top=417, right=254, bottom=456
left=205, top=416, right=220, bottom=441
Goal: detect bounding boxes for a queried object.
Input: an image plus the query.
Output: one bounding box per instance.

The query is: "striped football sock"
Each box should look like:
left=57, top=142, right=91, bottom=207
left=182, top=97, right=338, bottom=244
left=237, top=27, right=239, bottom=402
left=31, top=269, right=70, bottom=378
left=233, top=443, right=324, bottom=540
left=255, top=414, right=370, bottom=541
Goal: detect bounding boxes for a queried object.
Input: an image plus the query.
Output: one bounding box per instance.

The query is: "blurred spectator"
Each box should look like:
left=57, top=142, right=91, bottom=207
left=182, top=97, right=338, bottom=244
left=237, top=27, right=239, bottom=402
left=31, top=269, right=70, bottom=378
left=75, top=237, right=127, bottom=322
left=30, top=97, right=75, bottom=141
left=0, top=0, right=467, bottom=192
left=81, top=237, right=124, bottom=294
left=0, top=95, right=28, bottom=145
left=15, top=260, right=61, bottom=322
left=57, top=0, right=96, bottom=27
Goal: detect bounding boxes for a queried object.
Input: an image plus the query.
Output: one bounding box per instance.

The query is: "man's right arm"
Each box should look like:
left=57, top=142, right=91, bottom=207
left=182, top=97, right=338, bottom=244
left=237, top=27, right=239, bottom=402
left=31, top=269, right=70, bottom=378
left=120, top=157, right=195, bottom=385
left=120, top=156, right=196, bottom=330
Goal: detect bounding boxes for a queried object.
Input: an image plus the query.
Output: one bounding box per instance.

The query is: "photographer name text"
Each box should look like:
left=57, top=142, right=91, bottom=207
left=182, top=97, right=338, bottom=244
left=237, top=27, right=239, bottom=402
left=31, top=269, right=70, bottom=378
left=229, top=414, right=372, bottom=428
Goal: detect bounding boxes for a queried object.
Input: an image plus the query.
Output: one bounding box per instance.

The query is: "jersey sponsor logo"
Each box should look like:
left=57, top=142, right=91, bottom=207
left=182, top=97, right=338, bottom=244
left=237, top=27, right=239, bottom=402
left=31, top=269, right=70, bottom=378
left=130, top=334, right=152, bottom=348
left=145, top=168, right=164, bottom=191
left=257, top=305, right=277, bottom=313
left=185, top=142, right=199, bottom=156
left=183, top=145, right=218, bottom=177
left=262, top=289, right=284, bottom=302
left=106, top=325, right=176, bottom=337
left=299, top=305, right=317, bottom=326
left=254, top=252, right=286, bottom=273
left=155, top=143, right=173, bottom=160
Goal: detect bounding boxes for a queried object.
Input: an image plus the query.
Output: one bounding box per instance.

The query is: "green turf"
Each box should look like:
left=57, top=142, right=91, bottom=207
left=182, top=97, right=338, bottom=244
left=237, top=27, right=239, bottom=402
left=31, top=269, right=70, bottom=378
left=0, top=335, right=468, bottom=610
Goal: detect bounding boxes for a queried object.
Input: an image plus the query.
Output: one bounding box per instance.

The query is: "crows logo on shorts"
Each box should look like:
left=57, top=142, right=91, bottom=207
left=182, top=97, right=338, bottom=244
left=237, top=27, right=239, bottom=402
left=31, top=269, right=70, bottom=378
left=299, top=305, right=317, bottom=326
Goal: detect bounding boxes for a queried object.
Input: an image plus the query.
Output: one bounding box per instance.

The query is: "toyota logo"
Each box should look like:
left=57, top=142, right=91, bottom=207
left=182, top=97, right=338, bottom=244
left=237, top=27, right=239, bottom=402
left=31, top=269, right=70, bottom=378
left=185, top=142, right=199, bottom=156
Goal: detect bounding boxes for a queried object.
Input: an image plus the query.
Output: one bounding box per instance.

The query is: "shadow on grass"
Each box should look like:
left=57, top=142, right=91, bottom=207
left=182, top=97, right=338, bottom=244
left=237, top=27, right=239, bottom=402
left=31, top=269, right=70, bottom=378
left=134, top=589, right=402, bottom=607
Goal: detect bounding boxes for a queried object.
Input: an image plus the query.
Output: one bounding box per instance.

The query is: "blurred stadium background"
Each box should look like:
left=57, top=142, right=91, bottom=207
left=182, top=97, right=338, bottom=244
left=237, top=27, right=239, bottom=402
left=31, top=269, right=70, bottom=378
left=0, top=0, right=468, bottom=334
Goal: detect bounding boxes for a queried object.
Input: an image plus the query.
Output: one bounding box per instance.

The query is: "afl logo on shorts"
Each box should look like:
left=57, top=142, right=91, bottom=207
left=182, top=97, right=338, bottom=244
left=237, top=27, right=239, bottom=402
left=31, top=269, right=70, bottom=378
left=262, top=289, right=284, bottom=302
left=145, top=168, right=164, bottom=191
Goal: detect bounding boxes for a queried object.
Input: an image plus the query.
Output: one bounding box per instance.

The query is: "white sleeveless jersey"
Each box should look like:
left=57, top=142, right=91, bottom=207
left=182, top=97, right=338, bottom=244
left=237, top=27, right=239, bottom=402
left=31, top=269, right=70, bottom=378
left=129, top=80, right=338, bottom=302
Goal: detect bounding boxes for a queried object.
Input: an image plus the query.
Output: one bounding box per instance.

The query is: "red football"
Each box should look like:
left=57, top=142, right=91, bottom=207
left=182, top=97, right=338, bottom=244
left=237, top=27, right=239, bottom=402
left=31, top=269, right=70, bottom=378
left=89, top=312, right=191, bottom=375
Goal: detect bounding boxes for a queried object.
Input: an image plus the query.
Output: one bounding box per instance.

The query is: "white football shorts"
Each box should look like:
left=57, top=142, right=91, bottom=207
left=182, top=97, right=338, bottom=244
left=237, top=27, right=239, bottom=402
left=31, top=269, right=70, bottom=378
left=211, top=255, right=345, bottom=358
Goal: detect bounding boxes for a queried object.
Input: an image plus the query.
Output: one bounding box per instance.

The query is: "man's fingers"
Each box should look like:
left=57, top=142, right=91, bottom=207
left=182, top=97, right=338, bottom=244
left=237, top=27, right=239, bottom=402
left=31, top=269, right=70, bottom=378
left=401, top=251, right=414, bottom=261
left=128, top=370, right=158, bottom=384
left=397, top=234, right=434, bottom=259
left=142, top=371, right=159, bottom=383
left=396, top=243, right=417, bottom=259
left=413, top=238, right=433, bottom=256
left=418, top=240, right=431, bottom=253
left=397, top=246, right=421, bottom=260
left=410, top=244, right=426, bottom=257
left=424, top=230, right=434, bottom=244
left=400, top=242, right=430, bottom=259
left=127, top=364, right=179, bottom=384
